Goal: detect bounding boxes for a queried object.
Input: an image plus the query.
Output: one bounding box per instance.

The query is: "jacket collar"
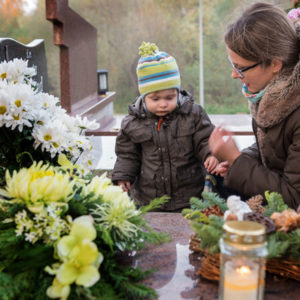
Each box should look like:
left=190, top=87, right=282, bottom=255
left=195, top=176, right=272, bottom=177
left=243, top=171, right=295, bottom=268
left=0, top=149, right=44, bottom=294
left=250, top=60, right=300, bottom=128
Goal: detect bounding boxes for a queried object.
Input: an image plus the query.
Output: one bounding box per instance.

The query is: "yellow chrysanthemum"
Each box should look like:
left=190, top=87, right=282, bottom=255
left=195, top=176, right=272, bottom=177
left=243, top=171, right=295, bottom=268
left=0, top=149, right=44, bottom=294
left=0, top=161, right=75, bottom=212
left=81, top=173, right=112, bottom=200
left=91, top=189, right=139, bottom=240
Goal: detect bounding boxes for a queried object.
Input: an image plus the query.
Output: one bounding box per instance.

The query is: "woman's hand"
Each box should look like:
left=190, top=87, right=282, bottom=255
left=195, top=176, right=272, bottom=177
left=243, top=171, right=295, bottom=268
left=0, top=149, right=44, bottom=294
left=209, top=126, right=241, bottom=165
left=118, top=180, right=131, bottom=192
left=204, top=155, right=219, bottom=173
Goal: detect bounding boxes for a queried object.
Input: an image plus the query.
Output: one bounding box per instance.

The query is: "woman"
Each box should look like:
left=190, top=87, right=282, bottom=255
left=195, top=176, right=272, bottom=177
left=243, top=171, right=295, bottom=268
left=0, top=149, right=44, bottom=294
left=209, top=2, right=300, bottom=209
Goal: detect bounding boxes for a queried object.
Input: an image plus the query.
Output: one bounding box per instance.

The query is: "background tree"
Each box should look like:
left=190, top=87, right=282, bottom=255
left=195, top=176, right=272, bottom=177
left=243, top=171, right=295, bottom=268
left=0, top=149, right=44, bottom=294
left=0, top=0, right=294, bottom=114
left=0, top=0, right=28, bottom=40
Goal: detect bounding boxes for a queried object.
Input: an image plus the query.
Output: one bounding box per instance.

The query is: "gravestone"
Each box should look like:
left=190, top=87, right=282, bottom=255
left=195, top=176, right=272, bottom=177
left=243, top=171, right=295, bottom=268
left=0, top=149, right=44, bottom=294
left=0, top=38, right=48, bottom=92
left=46, top=0, right=117, bottom=135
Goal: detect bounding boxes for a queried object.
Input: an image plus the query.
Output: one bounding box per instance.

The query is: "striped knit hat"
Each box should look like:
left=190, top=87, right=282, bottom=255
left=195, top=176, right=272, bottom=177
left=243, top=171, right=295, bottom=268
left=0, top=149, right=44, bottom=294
left=136, top=42, right=181, bottom=96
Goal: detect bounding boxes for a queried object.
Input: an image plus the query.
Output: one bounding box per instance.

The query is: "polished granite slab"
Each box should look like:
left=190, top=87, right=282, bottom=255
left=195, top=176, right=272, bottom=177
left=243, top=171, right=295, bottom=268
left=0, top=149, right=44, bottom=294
left=120, top=212, right=300, bottom=300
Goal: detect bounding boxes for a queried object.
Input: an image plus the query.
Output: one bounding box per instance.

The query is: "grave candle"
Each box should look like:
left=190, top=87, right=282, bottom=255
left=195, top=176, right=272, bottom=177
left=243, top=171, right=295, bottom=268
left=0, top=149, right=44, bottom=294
left=218, top=221, right=267, bottom=300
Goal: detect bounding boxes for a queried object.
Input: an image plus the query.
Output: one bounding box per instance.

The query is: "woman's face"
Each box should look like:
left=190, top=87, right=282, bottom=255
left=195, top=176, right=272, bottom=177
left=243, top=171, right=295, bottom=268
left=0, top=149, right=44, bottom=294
left=227, top=47, right=281, bottom=93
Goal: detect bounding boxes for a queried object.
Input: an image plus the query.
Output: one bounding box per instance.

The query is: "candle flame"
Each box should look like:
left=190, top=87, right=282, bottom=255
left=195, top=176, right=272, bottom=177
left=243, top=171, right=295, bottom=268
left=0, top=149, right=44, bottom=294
left=236, top=265, right=251, bottom=275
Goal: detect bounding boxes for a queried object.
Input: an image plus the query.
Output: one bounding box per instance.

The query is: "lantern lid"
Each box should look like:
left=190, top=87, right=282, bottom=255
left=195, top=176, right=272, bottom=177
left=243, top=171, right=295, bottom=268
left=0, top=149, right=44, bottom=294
left=223, top=221, right=266, bottom=245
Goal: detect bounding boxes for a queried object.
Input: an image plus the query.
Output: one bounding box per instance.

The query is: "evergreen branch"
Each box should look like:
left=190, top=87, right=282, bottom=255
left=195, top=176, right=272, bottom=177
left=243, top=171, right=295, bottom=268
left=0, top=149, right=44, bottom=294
left=201, top=191, right=228, bottom=212
left=139, top=196, right=169, bottom=214
left=264, top=191, right=289, bottom=217
left=141, top=224, right=171, bottom=245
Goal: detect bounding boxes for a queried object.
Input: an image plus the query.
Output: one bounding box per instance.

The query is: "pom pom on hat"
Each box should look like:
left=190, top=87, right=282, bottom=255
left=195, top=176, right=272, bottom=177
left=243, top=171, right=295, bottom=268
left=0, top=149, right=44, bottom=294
left=136, top=41, right=181, bottom=96
left=139, top=42, right=159, bottom=57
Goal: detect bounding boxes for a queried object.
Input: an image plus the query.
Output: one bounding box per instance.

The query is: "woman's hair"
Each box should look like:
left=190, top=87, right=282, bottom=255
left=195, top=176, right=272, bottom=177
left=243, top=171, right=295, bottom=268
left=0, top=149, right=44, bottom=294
left=225, top=2, right=300, bottom=71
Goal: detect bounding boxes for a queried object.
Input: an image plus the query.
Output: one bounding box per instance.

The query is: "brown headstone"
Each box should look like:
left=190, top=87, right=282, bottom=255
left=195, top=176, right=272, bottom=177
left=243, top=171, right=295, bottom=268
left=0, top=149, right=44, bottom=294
left=46, top=0, right=117, bottom=136
left=46, top=0, right=98, bottom=113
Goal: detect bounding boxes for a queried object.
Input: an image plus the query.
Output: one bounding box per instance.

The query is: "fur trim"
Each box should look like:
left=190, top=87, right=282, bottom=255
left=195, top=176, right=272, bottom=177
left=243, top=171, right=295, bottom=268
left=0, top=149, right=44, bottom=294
left=250, top=59, right=300, bottom=128
left=249, top=59, right=300, bottom=166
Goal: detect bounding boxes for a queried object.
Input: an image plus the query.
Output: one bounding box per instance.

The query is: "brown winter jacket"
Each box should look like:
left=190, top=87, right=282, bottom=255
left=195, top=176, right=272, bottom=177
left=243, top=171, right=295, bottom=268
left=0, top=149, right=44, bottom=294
left=112, top=90, right=214, bottom=211
left=225, top=61, right=300, bottom=209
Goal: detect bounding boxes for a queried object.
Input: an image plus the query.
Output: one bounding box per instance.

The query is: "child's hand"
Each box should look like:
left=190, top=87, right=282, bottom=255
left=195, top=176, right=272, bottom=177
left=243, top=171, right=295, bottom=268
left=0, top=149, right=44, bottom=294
left=118, top=181, right=131, bottom=192
left=204, top=155, right=219, bottom=173
left=212, top=161, right=230, bottom=177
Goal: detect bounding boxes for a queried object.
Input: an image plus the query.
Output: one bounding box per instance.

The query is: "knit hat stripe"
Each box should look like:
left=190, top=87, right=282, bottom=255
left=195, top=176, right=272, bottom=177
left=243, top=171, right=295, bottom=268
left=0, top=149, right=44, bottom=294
left=137, top=57, right=176, bottom=71
left=139, top=74, right=180, bottom=86
left=139, top=70, right=179, bottom=82
left=138, top=62, right=178, bottom=81
left=139, top=77, right=180, bottom=95
left=136, top=42, right=181, bottom=95
left=139, top=52, right=170, bottom=63
left=139, top=75, right=180, bottom=88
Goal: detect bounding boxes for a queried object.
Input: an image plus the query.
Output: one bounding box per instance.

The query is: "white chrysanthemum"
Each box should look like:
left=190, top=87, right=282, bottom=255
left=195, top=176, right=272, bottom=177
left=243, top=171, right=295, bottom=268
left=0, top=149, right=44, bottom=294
left=75, top=135, right=92, bottom=151
left=32, top=121, right=68, bottom=157
left=0, top=89, right=13, bottom=126
left=36, top=92, right=60, bottom=110
left=0, top=60, right=9, bottom=81
left=0, top=58, right=97, bottom=163
left=33, top=109, right=51, bottom=126
left=65, top=133, right=92, bottom=159
left=74, top=115, right=100, bottom=131
left=75, top=152, right=95, bottom=173
left=3, top=83, right=37, bottom=131
left=59, top=113, right=78, bottom=134
left=0, top=58, right=36, bottom=85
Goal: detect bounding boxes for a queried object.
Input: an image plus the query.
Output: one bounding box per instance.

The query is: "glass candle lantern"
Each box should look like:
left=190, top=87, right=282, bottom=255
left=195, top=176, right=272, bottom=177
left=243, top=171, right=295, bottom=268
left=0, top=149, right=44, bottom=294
left=219, top=221, right=268, bottom=300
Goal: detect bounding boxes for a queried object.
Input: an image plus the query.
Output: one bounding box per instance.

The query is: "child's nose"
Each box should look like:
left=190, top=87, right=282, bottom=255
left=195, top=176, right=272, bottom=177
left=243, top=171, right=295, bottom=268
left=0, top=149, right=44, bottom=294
left=159, top=100, right=168, bottom=107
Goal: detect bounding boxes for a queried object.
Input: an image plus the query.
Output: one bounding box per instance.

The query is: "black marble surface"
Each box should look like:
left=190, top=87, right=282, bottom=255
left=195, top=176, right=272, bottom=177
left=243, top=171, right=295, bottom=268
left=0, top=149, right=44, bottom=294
left=120, top=212, right=300, bottom=300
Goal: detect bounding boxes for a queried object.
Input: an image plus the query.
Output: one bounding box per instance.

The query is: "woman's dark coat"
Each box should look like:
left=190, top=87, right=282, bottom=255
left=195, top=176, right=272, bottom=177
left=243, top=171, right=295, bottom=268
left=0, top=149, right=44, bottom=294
left=112, top=90, right=214, bottom=211
left=225, top=61, right=300, bottom=209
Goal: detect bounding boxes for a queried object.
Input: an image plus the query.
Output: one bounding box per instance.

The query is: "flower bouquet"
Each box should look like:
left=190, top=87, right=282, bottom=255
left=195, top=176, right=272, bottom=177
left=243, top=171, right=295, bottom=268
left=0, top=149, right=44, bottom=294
left=0, top=158, right=170, bottom=299
left=183, top=191, right=300, bottom=281
left=0, top=58, right=99, bottom=184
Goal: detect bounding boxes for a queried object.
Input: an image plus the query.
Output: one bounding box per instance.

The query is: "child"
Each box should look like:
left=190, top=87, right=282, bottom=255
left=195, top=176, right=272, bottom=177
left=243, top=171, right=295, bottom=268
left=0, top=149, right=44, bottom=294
left=112, top=42, right=218, bottom=211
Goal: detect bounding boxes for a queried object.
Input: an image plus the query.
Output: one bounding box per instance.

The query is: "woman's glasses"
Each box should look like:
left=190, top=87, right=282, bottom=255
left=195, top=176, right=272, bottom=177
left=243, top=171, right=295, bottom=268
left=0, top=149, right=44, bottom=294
left=228, top=56, right=260, bottom=78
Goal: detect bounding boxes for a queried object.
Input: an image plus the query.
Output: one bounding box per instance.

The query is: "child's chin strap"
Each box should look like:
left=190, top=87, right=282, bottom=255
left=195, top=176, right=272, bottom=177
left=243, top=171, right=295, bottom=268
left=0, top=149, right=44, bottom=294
left=157, top=117, right=163, bottom=131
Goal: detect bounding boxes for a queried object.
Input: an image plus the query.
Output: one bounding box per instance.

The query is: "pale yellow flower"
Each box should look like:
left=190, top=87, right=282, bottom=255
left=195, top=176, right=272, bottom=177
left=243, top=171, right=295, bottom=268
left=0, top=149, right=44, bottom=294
left=55, top=216, right=103, bottom=288
left=46, top=278, right=70, bottom=300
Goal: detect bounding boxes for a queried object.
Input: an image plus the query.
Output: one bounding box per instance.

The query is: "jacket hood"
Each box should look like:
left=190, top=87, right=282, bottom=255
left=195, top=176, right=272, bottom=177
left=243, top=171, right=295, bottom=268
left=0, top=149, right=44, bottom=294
left=128, top=90, right=194, bottom=118
left=250, top=60, right=300, bottom=128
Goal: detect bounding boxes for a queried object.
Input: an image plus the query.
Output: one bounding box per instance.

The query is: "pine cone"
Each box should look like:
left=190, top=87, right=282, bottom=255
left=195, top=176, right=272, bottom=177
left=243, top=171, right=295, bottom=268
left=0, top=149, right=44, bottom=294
left=246, top=195, right=265, bottom=214
left=201, top=205, right=224, bottom=217
left=270, top=209, right=300, bottom=233
left=243, top=212, right=276, bottom=234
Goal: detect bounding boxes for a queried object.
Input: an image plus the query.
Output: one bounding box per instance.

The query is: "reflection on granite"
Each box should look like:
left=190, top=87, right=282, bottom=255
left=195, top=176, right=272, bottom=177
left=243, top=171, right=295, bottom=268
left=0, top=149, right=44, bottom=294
left=120, top=212, right=300, bottom=300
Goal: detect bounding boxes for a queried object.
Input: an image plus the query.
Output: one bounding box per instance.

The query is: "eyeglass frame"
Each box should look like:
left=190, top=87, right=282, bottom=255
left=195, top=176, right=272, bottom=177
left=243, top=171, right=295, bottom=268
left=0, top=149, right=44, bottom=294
left=228, top=56, right=260, bottom=78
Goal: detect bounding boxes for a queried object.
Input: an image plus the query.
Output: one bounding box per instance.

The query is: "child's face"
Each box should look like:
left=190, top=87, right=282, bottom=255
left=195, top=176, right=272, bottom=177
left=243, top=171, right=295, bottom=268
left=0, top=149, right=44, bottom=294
left=144, top=89, right=178, bottom=117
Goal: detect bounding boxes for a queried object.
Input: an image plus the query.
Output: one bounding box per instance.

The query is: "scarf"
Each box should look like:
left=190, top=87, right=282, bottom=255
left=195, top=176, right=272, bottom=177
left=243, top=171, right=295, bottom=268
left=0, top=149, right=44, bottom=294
left=242, top=84, right=265, bottom=104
